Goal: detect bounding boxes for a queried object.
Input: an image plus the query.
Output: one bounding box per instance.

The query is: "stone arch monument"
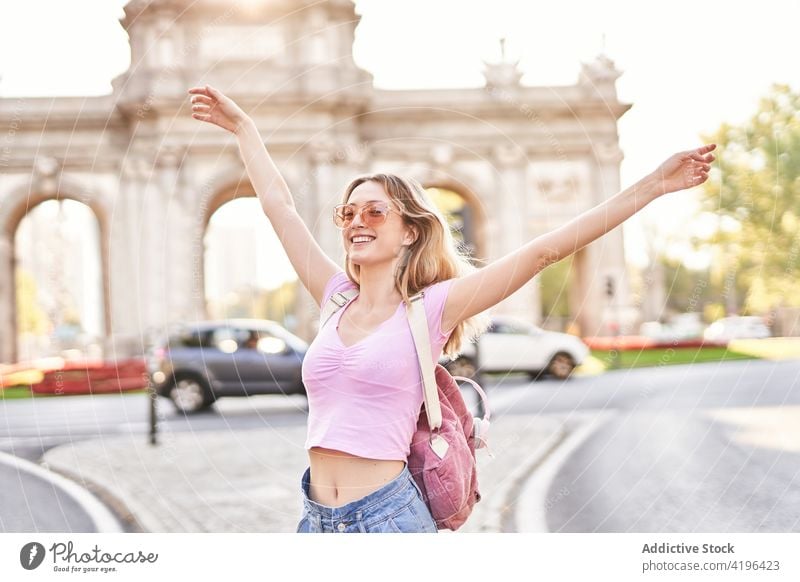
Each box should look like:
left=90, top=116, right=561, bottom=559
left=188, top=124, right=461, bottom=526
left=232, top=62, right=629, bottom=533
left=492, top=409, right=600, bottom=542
left=0, top=0, right=631, bottom=362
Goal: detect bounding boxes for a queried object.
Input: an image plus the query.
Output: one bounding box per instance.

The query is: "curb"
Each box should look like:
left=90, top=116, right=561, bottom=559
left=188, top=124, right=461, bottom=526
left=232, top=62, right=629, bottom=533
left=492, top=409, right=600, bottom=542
left=490, top=422, right=568, bottom=532
left=454, top=414, right=568, bottom=533
left=515, top=411, right=615, bottom=532
left=43, top=444, right=177, bottom=534
left=0, top=450, right=123, bottom=533
left=42, top=463, right=146, bottom=533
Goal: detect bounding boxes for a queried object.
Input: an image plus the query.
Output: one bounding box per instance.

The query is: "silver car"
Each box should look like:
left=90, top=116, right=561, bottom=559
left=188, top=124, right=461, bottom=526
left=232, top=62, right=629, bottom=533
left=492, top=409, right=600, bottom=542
left=148, top=319, right=308, bottom=413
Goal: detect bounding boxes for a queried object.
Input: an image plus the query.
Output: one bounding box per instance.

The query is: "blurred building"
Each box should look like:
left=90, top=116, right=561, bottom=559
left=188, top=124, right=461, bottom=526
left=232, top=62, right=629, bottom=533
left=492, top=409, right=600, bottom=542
left=0, top=0, right=631, bottom=362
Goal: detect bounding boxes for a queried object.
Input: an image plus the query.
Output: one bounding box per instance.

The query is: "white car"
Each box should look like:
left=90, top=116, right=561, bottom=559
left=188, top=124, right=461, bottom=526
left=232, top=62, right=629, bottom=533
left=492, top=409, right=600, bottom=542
left=440, top=316, right=590, bottom=380
left=640, top=313, right=705, bottom=342
left=703, top=316, right=771, bottom=342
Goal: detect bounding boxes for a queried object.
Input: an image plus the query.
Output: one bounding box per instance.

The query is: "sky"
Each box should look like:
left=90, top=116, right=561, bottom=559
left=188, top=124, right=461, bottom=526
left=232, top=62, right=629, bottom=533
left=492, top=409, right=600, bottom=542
left=2, top=0, right=799, bottom=271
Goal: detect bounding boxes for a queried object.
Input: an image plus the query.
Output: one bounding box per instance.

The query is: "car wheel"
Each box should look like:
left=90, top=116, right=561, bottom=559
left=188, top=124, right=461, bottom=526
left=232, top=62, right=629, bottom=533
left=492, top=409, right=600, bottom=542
left=547, top=352, right=575, bottom=380
left=446, top=356, right=478, bottom=378
left=169, top=375, right=215, bottom=414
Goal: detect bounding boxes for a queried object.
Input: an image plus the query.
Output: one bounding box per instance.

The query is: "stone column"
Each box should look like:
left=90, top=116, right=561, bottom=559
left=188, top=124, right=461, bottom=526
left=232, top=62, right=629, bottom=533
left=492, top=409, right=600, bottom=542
left=298, top=141, right=366, bottom=341
left=309, top=148, right=342, bottom=265
left=177, top=159, right=209, bottom=325
left=491, top=144, right=540, bottom=324
left=154, top=148, right=192, bottom=328
left=108, top=157, right=151, bottom=357
left=299, top=146, right=335, bottom=343
left=641, top=252, right=667, bottom=322
left=580, top=142, right=631, bottom=336
left=0, top=233, right=13, bottom=362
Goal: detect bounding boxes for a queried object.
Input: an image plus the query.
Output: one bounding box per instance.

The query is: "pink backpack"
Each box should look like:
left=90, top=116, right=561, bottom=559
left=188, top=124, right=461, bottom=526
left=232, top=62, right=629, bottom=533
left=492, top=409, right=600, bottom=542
left=405, top=289, right=493, bottom=531
left=321, top=284, right=493, bottom=531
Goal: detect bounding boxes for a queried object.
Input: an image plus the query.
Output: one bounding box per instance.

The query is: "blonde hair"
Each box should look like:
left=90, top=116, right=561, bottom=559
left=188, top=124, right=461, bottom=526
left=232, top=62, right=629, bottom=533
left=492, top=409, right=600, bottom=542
left=341, top=173, right=490, bottom=359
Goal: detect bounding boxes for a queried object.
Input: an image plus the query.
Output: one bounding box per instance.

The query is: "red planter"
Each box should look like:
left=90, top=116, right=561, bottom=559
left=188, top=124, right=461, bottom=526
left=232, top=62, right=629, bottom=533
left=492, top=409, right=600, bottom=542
left=30, top=358, right=149, bottom=395
left=583, top=336, right=726, bottom=351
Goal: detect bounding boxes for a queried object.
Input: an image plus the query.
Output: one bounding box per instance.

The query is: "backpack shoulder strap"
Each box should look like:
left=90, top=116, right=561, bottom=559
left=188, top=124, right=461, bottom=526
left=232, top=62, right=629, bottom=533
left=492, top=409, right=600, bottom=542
left=319, top=289, right=359, bottom=330
left=407, top=290, right=493, bottom=452
left=406, top=291, right=443, bottom=431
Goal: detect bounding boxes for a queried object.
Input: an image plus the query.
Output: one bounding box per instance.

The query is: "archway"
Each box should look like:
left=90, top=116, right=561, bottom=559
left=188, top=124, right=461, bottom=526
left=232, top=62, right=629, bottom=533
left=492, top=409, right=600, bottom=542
left=202, top=187, right=298, bottom=332
left=423, top=183, right=486, bottom=262
left=11, top=199, right=106, bottom=361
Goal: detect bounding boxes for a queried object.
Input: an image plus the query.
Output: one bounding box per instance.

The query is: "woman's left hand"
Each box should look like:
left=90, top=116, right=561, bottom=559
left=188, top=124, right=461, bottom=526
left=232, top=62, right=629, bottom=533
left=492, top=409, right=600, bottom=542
left=650, top=143, right=717, bottom=196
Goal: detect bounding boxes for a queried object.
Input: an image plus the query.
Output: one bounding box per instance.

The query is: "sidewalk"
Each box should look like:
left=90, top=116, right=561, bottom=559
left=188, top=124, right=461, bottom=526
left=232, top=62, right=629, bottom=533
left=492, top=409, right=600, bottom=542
left=41, top=413, right=569, bottom=533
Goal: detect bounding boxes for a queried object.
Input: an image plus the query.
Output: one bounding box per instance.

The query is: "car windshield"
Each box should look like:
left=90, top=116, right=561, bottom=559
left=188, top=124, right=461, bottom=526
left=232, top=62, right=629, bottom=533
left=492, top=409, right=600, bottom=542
left=164, top=321, right=307, bottom=353
left=170, top=328, right=213, bottom=348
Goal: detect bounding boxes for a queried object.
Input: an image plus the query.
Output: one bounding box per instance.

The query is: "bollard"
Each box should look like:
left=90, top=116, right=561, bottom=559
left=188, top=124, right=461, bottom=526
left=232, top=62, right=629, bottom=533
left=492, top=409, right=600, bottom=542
left=148, top=379, right=158, bottom=446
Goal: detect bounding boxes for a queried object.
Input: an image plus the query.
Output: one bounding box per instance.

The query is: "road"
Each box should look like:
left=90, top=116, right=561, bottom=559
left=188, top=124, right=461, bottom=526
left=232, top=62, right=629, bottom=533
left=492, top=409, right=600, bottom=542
left=0, top=393, right=310, bottom=462
left=0, top=392, right=308, bottom=532
left=488, top=359, right=800, bottom=533
left=0, top=456, right=97, bottom=532
left=1, top=358, right=798, bottom=533
left=486, top=358, right=800, bottom=416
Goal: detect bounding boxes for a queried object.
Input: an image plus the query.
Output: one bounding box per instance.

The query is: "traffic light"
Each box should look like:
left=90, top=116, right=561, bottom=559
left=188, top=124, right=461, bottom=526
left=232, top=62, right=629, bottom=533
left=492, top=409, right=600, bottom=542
left=605, top=276, right=615, bottom=298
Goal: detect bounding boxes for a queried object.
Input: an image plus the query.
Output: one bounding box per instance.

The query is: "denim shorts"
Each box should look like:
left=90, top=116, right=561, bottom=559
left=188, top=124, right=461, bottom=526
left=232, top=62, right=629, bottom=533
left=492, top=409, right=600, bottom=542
left=296, top=462, right=438, bottom=533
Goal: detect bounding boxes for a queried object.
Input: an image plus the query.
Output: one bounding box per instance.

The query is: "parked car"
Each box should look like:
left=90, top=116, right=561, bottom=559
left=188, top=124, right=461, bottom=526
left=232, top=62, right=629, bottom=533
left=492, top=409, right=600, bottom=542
left=440, top=316, right=590, bottom=380
left=639, top=321, right=674, bottom=342
left=640, top=313, right=705, bottom=342
left=670, top=313, right=706, bottom=339
left=703, top=316, right=771, bottom=342
left=147, top=319, right=308, bottom=413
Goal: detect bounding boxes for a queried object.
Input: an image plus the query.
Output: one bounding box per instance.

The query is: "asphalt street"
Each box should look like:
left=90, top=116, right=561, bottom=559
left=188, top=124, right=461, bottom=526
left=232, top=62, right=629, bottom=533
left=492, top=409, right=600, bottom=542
left=492, top=359, right=800, bottom=533
left=544, top=407, right=800, bottom=532
left=0, top=457, right=97, bottom=532
left=1, top=358, right=798, bottom=533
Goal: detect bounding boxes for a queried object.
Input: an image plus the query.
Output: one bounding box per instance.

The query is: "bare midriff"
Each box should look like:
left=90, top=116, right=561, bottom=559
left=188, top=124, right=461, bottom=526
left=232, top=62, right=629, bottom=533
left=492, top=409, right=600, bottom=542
left=307, top=446, right=406, bottom=507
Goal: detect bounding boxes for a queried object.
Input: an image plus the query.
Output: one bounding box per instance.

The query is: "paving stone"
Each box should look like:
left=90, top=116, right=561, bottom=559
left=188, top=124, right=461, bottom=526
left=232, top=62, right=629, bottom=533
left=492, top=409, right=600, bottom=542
left=43, top=414, right=565, bottom=533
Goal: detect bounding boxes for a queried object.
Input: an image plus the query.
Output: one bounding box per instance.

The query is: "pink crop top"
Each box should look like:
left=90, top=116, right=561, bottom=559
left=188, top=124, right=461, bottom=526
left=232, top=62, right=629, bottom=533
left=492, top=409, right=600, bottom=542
left=301, top=270, right=456, bottom=461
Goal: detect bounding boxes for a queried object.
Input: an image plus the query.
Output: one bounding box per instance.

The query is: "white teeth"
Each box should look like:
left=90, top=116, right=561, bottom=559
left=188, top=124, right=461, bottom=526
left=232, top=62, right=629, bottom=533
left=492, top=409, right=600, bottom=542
left=352, top=236, right=375, bottom=244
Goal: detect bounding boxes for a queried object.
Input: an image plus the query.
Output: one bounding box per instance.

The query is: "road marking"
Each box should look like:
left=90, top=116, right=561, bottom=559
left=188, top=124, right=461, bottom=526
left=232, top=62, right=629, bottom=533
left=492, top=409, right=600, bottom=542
left=515, top=411, right=615, bottom=532
left=0, top=449, right=123, bottom=533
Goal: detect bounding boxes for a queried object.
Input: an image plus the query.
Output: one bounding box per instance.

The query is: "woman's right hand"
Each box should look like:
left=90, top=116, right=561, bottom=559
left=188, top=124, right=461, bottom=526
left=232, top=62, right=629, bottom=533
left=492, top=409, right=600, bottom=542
left=188, top=85, right=250, bottom=134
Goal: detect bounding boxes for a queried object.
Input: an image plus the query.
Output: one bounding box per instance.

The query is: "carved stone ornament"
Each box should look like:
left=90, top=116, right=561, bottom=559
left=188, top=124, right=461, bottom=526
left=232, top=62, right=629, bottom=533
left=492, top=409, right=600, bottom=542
left=33, top=156, right=60, bottom=178
left=493, top=144, right=525, bottom=167
left=579, top=53, right=622, bottom=86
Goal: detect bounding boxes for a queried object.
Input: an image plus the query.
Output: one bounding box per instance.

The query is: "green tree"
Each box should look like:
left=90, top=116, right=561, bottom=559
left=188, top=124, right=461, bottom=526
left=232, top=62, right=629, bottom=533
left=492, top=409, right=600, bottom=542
left=539, top=255, right=572, bottom=319
left=257, top=279, right=298, bottom=325
left=658, top=256, right=749, bottom=318
left=15, top=268, right=50, bottom=334
left=698, top=83, right=800, bottom=312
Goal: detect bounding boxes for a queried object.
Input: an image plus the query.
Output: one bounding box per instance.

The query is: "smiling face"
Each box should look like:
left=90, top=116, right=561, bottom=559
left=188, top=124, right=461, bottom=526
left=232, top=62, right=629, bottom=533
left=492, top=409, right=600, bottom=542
left=342, top=180, right=416, bottom=267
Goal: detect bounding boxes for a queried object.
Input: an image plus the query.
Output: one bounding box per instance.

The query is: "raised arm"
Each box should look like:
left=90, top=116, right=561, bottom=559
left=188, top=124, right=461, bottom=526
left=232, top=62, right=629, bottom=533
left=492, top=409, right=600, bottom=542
left=440, top=144, right=717, bottom=332
left=188, top=85, right=340, bottom=306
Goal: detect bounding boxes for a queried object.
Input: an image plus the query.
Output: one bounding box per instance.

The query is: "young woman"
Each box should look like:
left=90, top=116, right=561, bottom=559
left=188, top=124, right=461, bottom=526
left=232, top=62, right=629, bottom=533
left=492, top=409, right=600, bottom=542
left=188, top=84, right=715, bottom=533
